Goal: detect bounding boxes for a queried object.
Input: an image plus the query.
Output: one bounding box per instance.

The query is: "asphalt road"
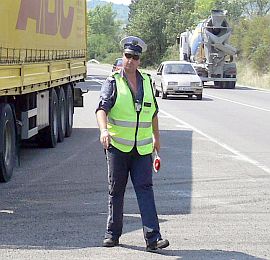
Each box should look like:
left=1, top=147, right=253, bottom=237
left=0, top=63, right=269, bottom=260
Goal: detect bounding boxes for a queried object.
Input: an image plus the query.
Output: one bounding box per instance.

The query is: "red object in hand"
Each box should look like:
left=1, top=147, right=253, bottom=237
left=153, top=151, right=161, bottom=173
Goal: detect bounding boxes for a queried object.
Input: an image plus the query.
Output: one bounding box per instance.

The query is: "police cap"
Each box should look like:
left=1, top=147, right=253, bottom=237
left=120, top=36, right=147, bottom=56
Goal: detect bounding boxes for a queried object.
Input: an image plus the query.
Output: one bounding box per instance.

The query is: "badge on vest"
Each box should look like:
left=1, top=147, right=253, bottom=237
left=143, top=102, right=152, bottom=107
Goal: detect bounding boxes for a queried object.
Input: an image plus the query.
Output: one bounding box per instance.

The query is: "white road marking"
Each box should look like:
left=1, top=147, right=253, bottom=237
left=85, top=77, right=104, bottom=84
left=160, top=109, right=270, bottom=175
left=205, top=94, right=270, bottom=112
left=176, top=124, right=191, bottom=129
left=158, top=114, right=170, bottom=118
left=0, top=210, right=14, bottom=214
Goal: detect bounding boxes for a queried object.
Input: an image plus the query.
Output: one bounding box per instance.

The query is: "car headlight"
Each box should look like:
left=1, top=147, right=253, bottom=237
left=167, top=81, right=178, bottom=86
left=190, top=82, right=201, bottom=88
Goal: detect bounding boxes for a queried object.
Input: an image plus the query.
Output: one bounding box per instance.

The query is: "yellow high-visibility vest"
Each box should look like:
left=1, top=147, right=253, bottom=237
left=108, top=72, right=156, bottom=155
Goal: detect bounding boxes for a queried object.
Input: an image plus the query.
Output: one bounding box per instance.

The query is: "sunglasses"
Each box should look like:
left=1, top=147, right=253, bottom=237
left=124, top=53, right=140, bottom=61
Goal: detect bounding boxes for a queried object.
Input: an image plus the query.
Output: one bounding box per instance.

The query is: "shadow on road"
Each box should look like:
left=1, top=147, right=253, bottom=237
left=161, top=96, right=213, bottom=101
left=120, top=244, right=266, bottom=260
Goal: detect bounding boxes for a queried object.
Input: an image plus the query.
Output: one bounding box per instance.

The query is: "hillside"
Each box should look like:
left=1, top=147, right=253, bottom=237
left=87, top=0, right=129, bottom=23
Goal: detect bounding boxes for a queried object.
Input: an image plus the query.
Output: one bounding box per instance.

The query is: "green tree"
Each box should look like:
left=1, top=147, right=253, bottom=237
left=126, top=0, right=167, bottom=66
left=214, top=1, right=246, bottom=21
left=210, top=0, right=270, bottom=19
left=164, top=0, right=195, bottom=44
left=193, top=0, right=217, bottom=21
left=191, top=0, right=247, bottom=22
left=243, top=0, right=270, bottom=17
left=232, top=15, right=270, bottom=72
left=88, top=4, right=123, bottom=61
left=126, top=0, right=196, bottom=66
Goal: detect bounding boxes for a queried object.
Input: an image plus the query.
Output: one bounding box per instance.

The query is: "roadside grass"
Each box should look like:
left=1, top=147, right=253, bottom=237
left=237, top=61, right=270, bottom=90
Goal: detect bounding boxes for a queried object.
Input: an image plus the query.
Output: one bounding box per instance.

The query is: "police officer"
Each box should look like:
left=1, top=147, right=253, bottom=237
left=96, top=36, right=169, bottom=252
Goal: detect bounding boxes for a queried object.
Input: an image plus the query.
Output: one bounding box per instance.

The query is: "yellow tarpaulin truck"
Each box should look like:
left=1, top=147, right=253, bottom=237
left=0, top=0, right=87, bottom=182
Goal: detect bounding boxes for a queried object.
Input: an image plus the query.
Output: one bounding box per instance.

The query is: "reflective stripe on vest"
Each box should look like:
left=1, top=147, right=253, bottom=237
left=108, top=117, right=152, bottom=128
left=111, top=136, right=153, bottom=146
left=107, top=71, right=156, bottom=155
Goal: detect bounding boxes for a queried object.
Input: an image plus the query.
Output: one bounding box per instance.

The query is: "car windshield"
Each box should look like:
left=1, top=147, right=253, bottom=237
left=164, top=64, right=196, bottom=75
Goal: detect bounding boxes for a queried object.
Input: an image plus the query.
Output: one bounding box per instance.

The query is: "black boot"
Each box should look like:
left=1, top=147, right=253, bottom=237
left=146, top=239, right=169, bottom=252
left=103, top=238, right=119, bottom=247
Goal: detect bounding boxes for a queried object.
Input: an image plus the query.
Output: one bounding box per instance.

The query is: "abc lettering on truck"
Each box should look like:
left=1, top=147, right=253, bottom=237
left=0, top=0, right=87, bottom=182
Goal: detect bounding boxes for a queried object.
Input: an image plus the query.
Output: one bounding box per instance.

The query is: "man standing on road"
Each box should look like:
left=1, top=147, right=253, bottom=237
left=96, top=36, right=169, bottom=252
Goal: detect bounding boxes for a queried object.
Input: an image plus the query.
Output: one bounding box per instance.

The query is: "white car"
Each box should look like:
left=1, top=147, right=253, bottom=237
left=153, top=61, right=203, bottom=100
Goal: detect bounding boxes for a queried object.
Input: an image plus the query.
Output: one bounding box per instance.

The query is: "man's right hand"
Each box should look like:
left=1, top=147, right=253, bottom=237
left=100, top=129, right=111, bottom=149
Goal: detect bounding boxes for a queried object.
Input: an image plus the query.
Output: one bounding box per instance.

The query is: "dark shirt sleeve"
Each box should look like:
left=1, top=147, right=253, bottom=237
left=95, top=77, right=116, bottom=114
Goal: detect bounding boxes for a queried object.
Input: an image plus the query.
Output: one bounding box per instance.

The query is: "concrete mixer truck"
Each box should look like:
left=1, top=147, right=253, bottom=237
left=178, top=10, right=237, bottom=89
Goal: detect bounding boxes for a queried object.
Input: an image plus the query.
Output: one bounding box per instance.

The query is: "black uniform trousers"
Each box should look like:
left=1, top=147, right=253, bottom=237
left=105, top=145, right=161, bottom=245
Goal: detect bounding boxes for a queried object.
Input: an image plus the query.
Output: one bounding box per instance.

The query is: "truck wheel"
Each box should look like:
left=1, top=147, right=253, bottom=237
left=65, top=84, right=74, bottom=137
left=222, top=82, right=227, bottom=89
left=196, top=94, right=202, bottom=100
left=57, top=87, right=67, bottom=142
left=0, top=104, right=16, bottom=182
left=227, top=81, right=236, bottom=89
left=214, top=81, right=222, bottom=88
left=38, top=88, right=59, bottom=148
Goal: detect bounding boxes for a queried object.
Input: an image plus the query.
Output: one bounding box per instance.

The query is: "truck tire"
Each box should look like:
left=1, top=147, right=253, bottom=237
left=65, top=84, right=74, bottom=137
left=0, top=103, right=16, bottom=182
left=227, top=81, right=236, bottom=89
left=57, top=87, right=67, bottom=142
left=38, top=88, right=59, bottom=148
left=196, top=94, right=202, bottom=100
left=214, top=81, right=222, bottom=88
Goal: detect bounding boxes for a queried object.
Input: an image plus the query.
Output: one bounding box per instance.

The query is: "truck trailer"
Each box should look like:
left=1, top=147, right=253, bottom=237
left=0, top=0, right=87, bottom=182
left=178, top=10, right=237, bottom=89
